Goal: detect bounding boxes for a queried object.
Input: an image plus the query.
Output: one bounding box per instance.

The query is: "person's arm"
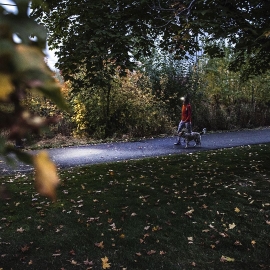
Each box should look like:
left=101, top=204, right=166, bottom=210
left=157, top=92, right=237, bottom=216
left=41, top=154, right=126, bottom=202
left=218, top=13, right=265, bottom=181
left=185, top=104, right=191, bottom=122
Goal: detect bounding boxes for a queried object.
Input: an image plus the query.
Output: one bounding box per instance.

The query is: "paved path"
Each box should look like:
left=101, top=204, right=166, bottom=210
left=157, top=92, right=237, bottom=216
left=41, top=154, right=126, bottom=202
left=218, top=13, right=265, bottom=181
left=1, top=128, right=270, bottom=175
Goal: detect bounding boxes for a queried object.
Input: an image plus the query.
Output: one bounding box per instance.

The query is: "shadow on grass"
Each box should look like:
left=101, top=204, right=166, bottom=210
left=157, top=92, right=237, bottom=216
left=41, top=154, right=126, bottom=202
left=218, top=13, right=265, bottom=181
left=1, top=144, right=270, bottom=269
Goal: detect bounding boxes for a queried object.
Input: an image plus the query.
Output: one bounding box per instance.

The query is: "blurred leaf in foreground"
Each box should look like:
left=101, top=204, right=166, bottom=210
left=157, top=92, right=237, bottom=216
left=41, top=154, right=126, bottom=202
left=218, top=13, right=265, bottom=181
left=33, top=150, right=59, bottom=201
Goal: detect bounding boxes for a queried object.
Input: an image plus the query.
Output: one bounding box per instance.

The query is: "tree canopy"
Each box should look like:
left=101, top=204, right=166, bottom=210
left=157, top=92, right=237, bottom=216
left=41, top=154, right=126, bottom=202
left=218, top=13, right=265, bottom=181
left=32, top=0, right=270, bottom=87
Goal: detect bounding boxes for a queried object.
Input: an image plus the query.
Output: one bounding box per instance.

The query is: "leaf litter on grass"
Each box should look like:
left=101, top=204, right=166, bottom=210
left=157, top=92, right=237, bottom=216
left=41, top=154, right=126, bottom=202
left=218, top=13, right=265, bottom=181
left=0, top=144, right=270, bottom=269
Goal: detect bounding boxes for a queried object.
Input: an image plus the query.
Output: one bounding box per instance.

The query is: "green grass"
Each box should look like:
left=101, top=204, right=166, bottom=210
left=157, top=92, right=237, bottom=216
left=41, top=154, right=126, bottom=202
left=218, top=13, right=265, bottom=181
left=1, top=144, right=270, bottom=270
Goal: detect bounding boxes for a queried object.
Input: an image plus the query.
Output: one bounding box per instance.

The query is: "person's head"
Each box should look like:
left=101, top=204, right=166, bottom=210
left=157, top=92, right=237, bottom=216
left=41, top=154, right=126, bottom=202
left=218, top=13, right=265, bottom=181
left=181, top=94, right=190, bottom=105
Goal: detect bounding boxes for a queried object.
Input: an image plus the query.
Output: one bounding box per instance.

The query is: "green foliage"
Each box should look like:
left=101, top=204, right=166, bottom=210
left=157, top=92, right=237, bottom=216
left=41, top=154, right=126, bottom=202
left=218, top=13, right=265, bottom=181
left=0, top=0, right=67, bottom=155
left=70, top=71, right=172, bottom=139
left=190, top=44, right=270, bottom=130
left=139, top=50, right=193, bottom=125
left=33, top=0, right=270, bottom=89
left=0, top=1, right=69, bottom=199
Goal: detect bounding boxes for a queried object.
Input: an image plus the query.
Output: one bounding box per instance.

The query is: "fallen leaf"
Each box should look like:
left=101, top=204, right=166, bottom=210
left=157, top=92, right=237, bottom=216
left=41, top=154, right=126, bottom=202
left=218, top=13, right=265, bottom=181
left=220, top=255, right=235, bottom=262
left=187, top=236, right=193, bottom=243
left=101, top=256, right=111, bottom=269
left=266, top=220, right=270, bottom=225
left=52, top=253, right=61, bottom=257
left=21, top=245, right=30, bottom=252
left=234, top=207, right=240, bottom=213
left=17, top=227, right=25, bottom=233
left=69, top=250, right=76, bottom=256
left=147, top=250, right=156, bottom=255
left=185, top=208, right=194, bottom=217
left=95, top=241, right=104, bottom=249
left=70, top=260, right=77, bottom=265
left=219, top=232, right=229, bottom=237
left=83, top=258, right=93, bottom=266
left=234, top=240, right=242, bottom=246
left=229, top=223, right=236, bottom=229
left=251, top=240, right=256, bottom=246
left=152, top=226, right=162, bottom=231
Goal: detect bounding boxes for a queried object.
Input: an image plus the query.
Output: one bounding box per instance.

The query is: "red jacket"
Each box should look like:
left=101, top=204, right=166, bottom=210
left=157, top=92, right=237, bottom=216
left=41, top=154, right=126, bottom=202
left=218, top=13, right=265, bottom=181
left=181, top=103, right=191, bottom=122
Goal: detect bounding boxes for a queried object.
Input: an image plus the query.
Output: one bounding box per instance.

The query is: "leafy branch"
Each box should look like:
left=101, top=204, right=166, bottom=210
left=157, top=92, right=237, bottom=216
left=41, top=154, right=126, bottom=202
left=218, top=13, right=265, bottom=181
left=0, top=0, right=68, bottom=200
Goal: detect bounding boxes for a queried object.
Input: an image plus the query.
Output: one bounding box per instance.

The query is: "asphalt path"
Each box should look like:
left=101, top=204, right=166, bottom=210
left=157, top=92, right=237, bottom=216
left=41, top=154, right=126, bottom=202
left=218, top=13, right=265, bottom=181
left=1, top=128, right=270, bottom=175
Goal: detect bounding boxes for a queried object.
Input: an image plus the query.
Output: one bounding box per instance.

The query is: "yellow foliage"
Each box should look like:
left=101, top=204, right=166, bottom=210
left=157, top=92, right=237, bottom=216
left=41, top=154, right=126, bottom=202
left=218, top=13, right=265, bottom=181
left=33, top=151, right=60, bottom=201
left=0, top=73, right=13, bottom=100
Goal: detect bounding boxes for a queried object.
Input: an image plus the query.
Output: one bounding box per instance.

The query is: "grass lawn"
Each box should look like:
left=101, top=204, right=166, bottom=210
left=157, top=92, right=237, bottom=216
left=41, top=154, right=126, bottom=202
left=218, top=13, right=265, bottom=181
left=1, top=144, right=270, bottom=270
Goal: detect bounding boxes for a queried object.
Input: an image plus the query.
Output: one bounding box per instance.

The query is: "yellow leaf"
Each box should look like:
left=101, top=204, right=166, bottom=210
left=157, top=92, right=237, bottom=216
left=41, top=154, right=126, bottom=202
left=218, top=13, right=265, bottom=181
left=251, top=240, right=256, bottom=245
left=101, top=256, right=111, bottom=269
left=0, top=73, right=13, bottom=101
left=229, top=223, right=236, bottom=229
left=33, top=151, right=60, bottom=201
left=220, top=255, right=235, bottom=262
left=234, top=207, right=240, bottom=213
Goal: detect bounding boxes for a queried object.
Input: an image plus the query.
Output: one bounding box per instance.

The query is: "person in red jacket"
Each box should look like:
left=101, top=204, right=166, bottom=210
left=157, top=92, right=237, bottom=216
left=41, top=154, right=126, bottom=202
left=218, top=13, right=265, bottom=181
left=174, top=95, right=192, bottom=145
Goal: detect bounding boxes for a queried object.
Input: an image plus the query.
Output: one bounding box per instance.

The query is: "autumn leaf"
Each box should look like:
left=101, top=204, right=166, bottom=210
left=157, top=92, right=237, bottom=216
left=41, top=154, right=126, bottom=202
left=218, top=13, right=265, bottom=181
left=83, top=258, right=93, bottom=266
left=70, top=260, right=77, bottom=265
left=251, top=240, right=256, bottom=246
left=17, top=227, right=25, bottom=233
left=101, top=256, right=111, bottom=269
left=21, top=245, right=30, bottom=252
left=0, top=73, right=13, bottom=101
left=33, top=151, right=60, bottom=201
left=187, top=236, right=194, bottom=244
left=185, top=208, right=194, bottom=218
left=220, top=255, right=235, bottom=262
left=95, top=241, right=104, bottom=249
left=147, top=250, right=156, bottom=255
left=234, top=207, right=240, bottom=213
left=229, top=223, right=236, bottom=229
left=234, top=240, right=242, bottom=246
